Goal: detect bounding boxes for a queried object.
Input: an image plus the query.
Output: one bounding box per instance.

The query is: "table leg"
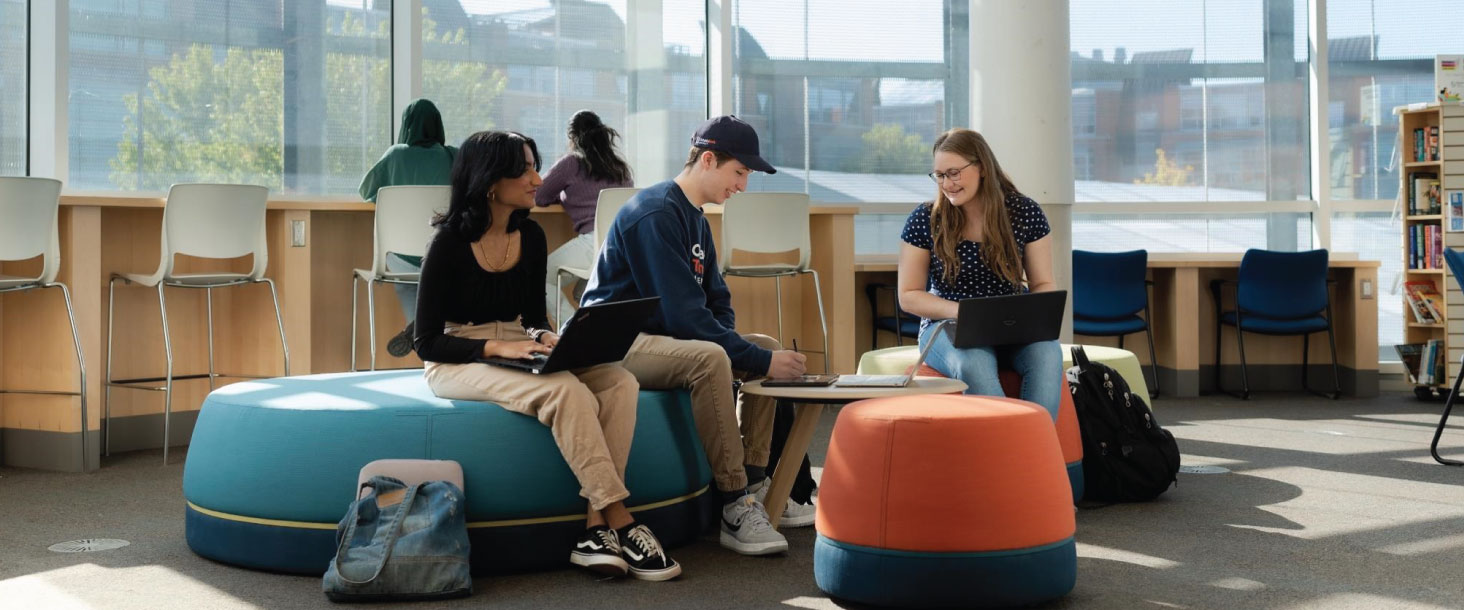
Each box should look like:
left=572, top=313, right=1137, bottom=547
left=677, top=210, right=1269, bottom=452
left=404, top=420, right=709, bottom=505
left=763, top=401, right=824, bottom=530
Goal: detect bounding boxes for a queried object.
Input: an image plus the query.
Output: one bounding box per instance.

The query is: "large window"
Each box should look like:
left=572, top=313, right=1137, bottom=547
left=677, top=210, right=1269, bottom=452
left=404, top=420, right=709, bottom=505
left=68, top=1, right=393, bottom=194
left=0, top=0, right=24, bottom=175
left=420, top=1, right=707, bottom=185
left=1326, top=0, right=1455, bottom=202
left=1070, top=0, right=1312, bottom=252
left=731, top=0, right=969, bottom=203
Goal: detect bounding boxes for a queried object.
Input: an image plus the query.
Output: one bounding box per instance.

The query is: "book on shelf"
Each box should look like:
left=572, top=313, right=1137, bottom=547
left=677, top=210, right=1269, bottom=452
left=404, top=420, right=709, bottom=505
left=1449, top=190, right=1464, bottom=232
left=1411, top=173, right=1440, bottom=214
left=1396, top=343, right=1424, bottom=385
left=1438, top=54, right=1464, bottom=104
left=1404, top=280, right=1441, bottom=323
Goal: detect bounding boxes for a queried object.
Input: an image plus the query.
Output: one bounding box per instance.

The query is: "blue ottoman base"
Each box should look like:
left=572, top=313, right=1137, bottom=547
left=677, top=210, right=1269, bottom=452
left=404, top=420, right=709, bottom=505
left=183, top=371, right=718, bottom=575
left=188, top=489, right=719, bottom=575
left=814, top=535, right=1076, bottom=608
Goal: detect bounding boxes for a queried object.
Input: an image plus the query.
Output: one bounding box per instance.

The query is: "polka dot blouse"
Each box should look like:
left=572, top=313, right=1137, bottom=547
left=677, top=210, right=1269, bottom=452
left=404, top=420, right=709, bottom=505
left=900, top=193, right=1051, bottom=328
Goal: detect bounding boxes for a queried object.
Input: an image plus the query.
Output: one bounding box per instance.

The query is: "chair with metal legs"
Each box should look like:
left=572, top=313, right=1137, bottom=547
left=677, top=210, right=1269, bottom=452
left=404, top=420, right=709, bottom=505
left=553, top=187, right=639, bottom=328
left=1430, top=248, right=1464, bottom=466
left=719, top=192, right=829, bottom=372
left=1072, top=249, right=1161, bottom=397
left=1211, top=248, right=1339, bottom=400
left=351, top=185, right=447, bottom=371
left=106, top=183, right=289, bottom=464
left=0, top=177, right=88, bottom=469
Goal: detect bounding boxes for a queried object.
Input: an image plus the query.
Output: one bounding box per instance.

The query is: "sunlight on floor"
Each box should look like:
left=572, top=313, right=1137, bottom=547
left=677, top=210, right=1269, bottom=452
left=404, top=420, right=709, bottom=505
left=781, top=595, right=839, bottom=609
left=1209, top=576, right=1266, bottom=591
left=1075, top=542, right=1181, bottom=569
left=1276, top=592, right=1459, bottom=610
left=1227, top=467, right=1464, bottom=540
left=1375, top=532, right=1464, bottom=557
left=1173, top=418, right=1442, bottom=456
left=0, top=564, right=252, bottom=610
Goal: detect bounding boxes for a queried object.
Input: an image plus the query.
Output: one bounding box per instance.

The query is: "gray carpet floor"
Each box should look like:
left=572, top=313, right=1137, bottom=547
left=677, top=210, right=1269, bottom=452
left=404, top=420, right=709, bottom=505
left=2, top=392, right=1463, bottom=610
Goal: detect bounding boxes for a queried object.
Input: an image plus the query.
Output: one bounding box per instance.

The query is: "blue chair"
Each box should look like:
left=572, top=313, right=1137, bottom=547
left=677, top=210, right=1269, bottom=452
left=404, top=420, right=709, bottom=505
left=1072, top=250, right=1159, bottom=397
left=1431, top=248, right=1464, bottom=466
left=865, top=283, right=919, bottom=347
left=1211, top=249, right=1339, bottom=400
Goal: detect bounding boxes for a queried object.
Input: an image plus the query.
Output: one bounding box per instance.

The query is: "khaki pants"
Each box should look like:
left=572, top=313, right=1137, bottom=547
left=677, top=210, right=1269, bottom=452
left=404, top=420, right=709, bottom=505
left=422, top=320, right=638, bottom=511
left=620, top=333, right=779, bottom=493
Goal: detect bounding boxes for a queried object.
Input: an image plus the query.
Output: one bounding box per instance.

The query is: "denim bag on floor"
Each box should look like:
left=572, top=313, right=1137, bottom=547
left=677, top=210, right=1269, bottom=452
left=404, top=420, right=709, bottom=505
left=323, top=476, right=472, bottom=602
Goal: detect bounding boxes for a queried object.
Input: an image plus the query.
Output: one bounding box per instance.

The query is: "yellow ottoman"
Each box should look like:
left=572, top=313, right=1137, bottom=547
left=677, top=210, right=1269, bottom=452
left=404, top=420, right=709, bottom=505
left=857, top=344, right=1154, bottom=408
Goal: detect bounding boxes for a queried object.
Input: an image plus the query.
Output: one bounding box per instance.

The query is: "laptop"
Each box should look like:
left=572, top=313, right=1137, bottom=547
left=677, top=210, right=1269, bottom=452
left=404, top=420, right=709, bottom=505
left=834, top=321, right=951, bottom=388
left=477, top=297, right=659, bottom=374
left=950, top=291, right=1067, bottom=348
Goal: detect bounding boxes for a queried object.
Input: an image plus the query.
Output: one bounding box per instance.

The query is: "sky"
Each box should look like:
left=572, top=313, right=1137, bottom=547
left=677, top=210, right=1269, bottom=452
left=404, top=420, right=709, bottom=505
left=326, top=0, right=1464, bottom=64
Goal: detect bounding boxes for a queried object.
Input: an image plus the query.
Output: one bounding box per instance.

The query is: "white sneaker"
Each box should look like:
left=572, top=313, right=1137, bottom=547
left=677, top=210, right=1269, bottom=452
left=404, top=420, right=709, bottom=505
left=719, top=495, right=789, bottom=555
left=748, top=479, right=817, bottom=528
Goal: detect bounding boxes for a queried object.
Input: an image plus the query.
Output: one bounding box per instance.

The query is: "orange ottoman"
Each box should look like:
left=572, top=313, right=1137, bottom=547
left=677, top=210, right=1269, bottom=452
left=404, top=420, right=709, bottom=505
left=814, top=395, right=1077, bottom=608
left=910, top=364, right=1085, bottom=501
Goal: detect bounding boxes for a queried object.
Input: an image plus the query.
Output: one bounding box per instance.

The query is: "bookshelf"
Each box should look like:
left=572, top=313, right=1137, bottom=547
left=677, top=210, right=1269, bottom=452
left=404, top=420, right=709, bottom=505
left=1397, top=104, right=1464, bottom=398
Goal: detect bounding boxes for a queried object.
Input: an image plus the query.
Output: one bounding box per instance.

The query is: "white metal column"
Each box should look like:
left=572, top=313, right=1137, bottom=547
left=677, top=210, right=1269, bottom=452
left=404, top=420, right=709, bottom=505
left=29, top=0, right=67, bottom=179
left=706, top=0, right=734, bottom=117
left=1309, top=0, right=1332, bottom=250
left=391, top=0, right=423, bottom=140
left=970, top=0, right=1074, bottom=341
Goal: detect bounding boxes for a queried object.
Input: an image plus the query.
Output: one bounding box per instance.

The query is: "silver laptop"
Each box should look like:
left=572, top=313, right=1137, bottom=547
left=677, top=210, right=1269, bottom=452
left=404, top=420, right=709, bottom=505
left=835, top=320, right=951, bottom=388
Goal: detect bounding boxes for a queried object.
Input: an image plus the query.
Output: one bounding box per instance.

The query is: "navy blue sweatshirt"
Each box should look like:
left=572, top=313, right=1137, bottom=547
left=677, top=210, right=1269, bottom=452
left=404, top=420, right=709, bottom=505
left=581, top=180, right=772, bottom=375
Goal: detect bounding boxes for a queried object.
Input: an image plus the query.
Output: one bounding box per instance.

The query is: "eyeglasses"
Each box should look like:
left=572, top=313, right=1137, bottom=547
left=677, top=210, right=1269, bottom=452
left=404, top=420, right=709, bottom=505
left=928, top=162, right=974, bottom=184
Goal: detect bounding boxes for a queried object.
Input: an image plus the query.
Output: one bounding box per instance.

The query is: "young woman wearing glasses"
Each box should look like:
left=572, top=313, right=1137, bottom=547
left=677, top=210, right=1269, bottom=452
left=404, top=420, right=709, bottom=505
left=894, top=128, right=1062, bottom=420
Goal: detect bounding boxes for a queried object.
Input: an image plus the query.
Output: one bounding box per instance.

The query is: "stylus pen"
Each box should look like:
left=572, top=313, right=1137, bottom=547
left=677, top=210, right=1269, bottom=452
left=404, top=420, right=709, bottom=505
left=792, top=339, right=799, bottom=353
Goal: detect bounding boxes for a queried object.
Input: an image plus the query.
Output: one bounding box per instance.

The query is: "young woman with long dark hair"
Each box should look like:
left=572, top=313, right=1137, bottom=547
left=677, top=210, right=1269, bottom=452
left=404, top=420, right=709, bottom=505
left=414, top=130, right=679, bottom=581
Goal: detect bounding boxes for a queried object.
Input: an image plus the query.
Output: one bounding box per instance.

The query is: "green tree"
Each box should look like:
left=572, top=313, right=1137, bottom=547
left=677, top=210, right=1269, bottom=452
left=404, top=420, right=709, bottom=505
left=109, top=8, right=505, bottom=193
left=843, top=123, right=931, bottom=174
left=1134, top=148, right=1194, bottom=187
left=109, top=45, right=284, bottom=191
left=422, top=9, right=505, bottom=145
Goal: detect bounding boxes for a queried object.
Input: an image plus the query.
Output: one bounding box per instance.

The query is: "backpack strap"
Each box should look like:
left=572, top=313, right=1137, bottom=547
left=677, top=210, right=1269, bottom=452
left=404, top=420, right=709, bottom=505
left=1070, top=345, right=1091, bottom=372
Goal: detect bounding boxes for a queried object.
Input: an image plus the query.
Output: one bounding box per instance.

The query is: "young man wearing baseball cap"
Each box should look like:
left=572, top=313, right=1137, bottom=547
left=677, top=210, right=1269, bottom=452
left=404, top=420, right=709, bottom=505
left=581, top=115, right=809, bottom=556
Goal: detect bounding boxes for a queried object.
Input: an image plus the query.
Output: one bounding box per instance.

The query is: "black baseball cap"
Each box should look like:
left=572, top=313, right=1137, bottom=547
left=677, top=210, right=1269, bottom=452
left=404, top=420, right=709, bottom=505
left=690, top=115, right=777, bottom=174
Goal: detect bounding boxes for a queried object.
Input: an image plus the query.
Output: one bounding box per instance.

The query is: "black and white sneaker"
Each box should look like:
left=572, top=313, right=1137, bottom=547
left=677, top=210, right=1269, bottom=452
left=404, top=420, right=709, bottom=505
left=386, top=322, right=414, bottom=358
left=616, top=523, right=682, bottom=581
left=569, top=525, right=629, bottom=577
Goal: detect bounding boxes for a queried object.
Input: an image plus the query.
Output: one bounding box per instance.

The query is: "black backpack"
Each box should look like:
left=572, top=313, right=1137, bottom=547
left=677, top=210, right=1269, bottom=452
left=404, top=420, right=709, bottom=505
left=1066, top=346, right=1180, bottom=502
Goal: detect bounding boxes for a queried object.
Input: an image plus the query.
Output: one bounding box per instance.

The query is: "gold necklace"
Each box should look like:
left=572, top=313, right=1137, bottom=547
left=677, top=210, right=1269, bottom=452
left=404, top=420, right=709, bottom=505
left=473, top=233, right=513, bottom=270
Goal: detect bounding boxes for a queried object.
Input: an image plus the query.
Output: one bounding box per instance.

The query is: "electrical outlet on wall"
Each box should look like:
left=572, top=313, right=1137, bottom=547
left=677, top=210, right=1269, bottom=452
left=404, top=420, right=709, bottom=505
left=291, top=220, right=306, bottom=247
left=1361, top=278, right=1373, bottom=299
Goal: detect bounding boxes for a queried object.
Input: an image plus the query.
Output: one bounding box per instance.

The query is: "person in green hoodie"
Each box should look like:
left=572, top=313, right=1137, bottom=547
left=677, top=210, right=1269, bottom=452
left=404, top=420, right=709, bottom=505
left=358, top=99, right=458, bottom=358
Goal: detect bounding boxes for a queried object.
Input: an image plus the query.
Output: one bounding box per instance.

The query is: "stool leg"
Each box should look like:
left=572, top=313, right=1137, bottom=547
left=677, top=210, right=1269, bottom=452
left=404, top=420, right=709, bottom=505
left=205, top=287, right=216, bottom=391
left=556, top=271, right=565, bottom=330
left=350, top=276, right=359, bottom=372
left=807, top=269, right=830, bottom=374
left=263, top=278, right=290, bottom=376
left=157, top=283, right=174, bottom=464
left=55, top=283, right=87, bottom=470
left=105, top=278, right=117, bottom=457
left=774, top=275, right=784, bottom=346
left=367, top=278, right=378, bottom=372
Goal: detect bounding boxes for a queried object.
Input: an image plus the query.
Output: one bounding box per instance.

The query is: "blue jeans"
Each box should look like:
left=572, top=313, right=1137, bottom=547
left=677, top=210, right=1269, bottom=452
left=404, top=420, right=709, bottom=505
left=919, top=324, right=1063, bottom=421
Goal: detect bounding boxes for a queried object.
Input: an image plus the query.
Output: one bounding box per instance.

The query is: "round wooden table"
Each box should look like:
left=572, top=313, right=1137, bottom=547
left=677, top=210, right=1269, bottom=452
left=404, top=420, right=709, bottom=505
left=739, top=377, right=968, bottom=528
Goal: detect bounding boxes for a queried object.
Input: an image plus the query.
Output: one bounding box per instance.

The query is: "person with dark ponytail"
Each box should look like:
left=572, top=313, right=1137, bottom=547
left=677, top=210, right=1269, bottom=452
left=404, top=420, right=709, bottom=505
left=535, top=110, right=634, bottom=327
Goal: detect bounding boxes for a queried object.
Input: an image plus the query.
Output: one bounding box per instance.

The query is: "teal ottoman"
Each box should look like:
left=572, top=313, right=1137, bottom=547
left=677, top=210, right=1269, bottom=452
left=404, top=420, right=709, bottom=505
left=183, top=370, right=715, bottom=575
